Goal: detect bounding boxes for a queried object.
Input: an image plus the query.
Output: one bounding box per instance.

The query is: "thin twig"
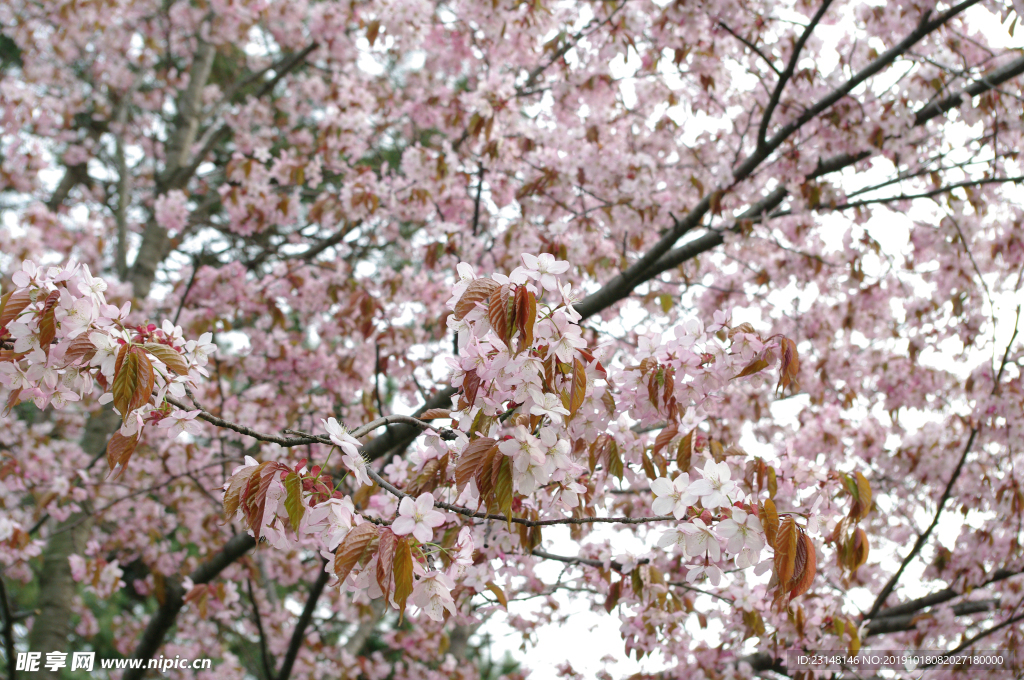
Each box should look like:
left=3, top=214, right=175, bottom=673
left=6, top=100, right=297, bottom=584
left=757, top=0, right=835, bottom=149
left=866, top=308, right=1020, bottom=619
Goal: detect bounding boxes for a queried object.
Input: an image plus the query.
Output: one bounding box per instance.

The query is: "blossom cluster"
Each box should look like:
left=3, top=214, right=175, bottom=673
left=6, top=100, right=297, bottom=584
left=0, top=260, right=213, bottom=468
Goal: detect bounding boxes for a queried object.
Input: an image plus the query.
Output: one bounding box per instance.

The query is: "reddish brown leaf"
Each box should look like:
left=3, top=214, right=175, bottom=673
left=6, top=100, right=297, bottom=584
left=106, top=431, right=140, bottom=477
left=418, top=408, right=451, bottom=420
left=36, top=290, right=60, bottom=348
left=130, top=350, right=155, bottom=414
left=775, top=516, right=797, bottom=586
left=459, top=369, right=481, bottom=410
left=0, top=289, right=32, bottom=333
left=376, top=528, right=398, bottom=597
left=653, top=421, right=678, bottom=458
left=516, top=288, right=537, bottom=354
left=111, top=349, right=140, bottom=417
left=61, top=334, right=97, bottom=367
left=393, top=537, right=413, bottom=620
left=677, top=428, right=694, bottom=471
left=454, top=278, right=499, bottom=320
left=789, top=530, right=817, bottom=599
left=454, top=437, right=497, bottom=495
left=488, top=283, right=512, bottom=347
left=334, top=523, right=379, bottom=583
left=604, top=579, right=622, bottom=613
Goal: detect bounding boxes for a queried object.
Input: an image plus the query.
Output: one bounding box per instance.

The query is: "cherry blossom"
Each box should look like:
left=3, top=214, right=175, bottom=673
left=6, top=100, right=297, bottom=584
left=679, top=518, right=722, bottom=561
left=689, top=460, right=740, bottom=509
left=411, top=571, right=457, bottom=621
left=391, top=493, right=446, bottom=543
left=716, top=508, right=765, bottom=555
left=650, top=474, right=698, bottom=519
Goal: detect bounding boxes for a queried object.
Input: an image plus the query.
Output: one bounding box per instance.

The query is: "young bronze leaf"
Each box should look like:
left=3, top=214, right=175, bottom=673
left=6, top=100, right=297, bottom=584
left=111, top=349, right=140, bottom=417
left=129, top=350, right=156, bottom=414
left=854, top=471, right=872, bottom=520
left=454, top=437, right=497, bottom=495
left=734, top=358, right=769, bottom=380
left=485, top=581, right=508, bottom=609
left=36, top=290, right=60, bottom=347
left=775, top=516, right=798, bottom=586
left=767, top=466, right=777, bottom=499
left=334, top=523, right=379, bottom=583
left=789, top=530, right=816, bottom=599
left=677, top=428, right=694, bottom=471
left=568, top=357, right=587, bottom=416
left=639, top=448, right=657, bottom=480
left=376, top=528, right=398, bottom=598
left=852, top=527, right=869, bottom=569
left=142, top=342, right=191, bottom=375
left=606, top=440, right=624, bottom=480
left=393, top=537, right=414, bottom=621
left=604, top=579, right=622, bottom=613
left=777, top=337, right=800, bottom=395
left=418, top=408, right=451, bottom=420
left=488, top=283, right=512, bottom=347
left=454, top=278, right=499, bottom=320
left=223, top=465, right=260, bottom=519
left=283, top=473, right=305, bottom=530
left=0, top=289, right=32, bottom=333
left=106, top=431, right=140, bottom=476
left=459, top=368, right=481, bottom=411
left=653, top=421, right=678, bottom=458
left=761, top=498, right=780, bottom=548
left=61, top=334, right=97, bottom=367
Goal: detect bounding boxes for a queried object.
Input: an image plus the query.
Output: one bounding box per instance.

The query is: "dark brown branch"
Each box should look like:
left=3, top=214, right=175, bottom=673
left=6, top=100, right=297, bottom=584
left=869, top=567, right=1023, bottom=621
left=866, top=599, right=998, bottom=636
left=757, top=0, right=835, bottom=149
left=915, top=53, right=1024, bottom=125
left=921, top=612, right=1024, bottom=668
left=0, top=574, right=15, bottom=680
left=274, top=563, right=330, bottom=680
left=576, top=3, right=985, bottom=321
left=122, top=533, right=257, bottom=680
left=718, top=22, right=780, bottom=76
left=866, top=311, right=1019, bottom=620
left=246, top=579, right=275, bottom=680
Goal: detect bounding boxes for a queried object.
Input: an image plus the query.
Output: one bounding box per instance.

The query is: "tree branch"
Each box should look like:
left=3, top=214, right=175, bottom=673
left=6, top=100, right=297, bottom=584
left=246, top=579, right=275, bottom=680
left=757, top=0, right=835, bottom=149
left=274, top=563, right=330, bottom=680
left=866, top=310, right=1019, bottom=619
left=0, top=574, right=16, bottom=680
left=718, top=22, right=780, bottom=76
left=122, top=533, right=257, bottom=680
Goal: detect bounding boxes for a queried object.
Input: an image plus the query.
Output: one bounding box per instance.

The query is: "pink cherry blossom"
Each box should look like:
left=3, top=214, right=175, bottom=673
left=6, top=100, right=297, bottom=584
left=392, top=493, right=446, bottom=543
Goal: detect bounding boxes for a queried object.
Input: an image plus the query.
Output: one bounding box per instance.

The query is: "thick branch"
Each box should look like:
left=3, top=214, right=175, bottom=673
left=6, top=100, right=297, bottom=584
left=757, top=0, right=835, bottom=149
left=0, top=575, right=15, bottom=680
left=122, top=533, right=257, bottom=680
left=274, top=564, right=330, bottom=680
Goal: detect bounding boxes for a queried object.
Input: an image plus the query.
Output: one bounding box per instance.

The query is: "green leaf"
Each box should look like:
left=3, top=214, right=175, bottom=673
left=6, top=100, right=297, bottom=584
left=142, top=342, right=191, bottom=375
left=607, top=441, right=623, bottom=481
left=569, top=357, right=586, bottom=416
left=496, top=455, right=514, bottom=530
left=283, top=473, right=305, bottom=530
